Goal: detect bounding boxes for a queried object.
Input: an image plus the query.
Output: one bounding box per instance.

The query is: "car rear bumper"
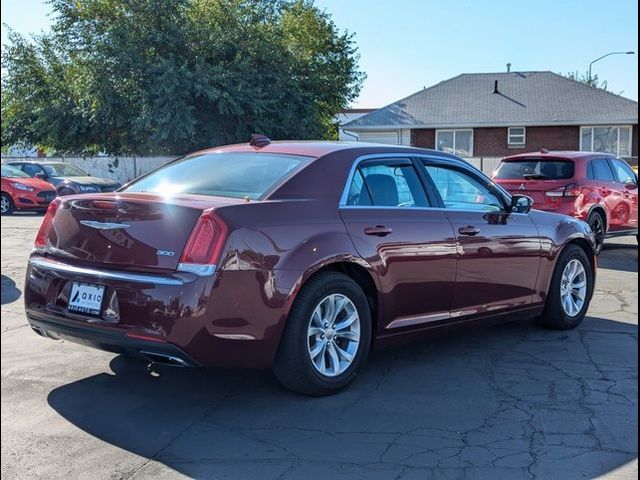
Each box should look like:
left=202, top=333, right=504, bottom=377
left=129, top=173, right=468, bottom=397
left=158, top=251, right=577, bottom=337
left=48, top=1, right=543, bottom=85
left=27, top=311, right=199, bottom=367
left=25, top=255, right=300, bottom=368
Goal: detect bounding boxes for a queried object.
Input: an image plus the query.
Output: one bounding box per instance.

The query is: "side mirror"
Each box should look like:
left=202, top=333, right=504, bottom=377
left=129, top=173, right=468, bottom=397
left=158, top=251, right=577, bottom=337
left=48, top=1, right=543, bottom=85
left=511, top=194, right=534, bottom=214
left=34, top=172, right=47, bottom=179
left=624, top=182, right=637, bottom=190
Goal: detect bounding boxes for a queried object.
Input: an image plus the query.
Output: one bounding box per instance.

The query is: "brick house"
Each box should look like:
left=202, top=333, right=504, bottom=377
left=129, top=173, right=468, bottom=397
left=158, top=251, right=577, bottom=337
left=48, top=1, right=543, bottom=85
left=343, top=71, right=638, bottom=171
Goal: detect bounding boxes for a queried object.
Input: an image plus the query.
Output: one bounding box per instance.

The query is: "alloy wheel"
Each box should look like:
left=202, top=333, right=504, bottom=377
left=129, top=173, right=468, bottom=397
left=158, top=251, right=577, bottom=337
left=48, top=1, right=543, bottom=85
left=560, top=259, right=587, bottom=317
left=307, top=293, right=361, bottom=377
left=1, top=195, right=10, bottom=214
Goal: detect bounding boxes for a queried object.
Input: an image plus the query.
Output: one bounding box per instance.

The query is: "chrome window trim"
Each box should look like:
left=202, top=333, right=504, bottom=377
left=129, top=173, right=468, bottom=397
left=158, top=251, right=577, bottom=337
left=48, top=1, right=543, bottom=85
left=29, top=258, right=189, bottom=286
left=339, top=151, right=513, bottom=211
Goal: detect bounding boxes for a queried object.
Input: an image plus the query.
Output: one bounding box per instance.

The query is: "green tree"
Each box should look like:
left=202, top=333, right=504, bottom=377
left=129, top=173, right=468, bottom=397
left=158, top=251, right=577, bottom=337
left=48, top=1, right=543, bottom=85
left=562, top=70, right=609, bottom=90
left=1, top=0, right=364, bottom=155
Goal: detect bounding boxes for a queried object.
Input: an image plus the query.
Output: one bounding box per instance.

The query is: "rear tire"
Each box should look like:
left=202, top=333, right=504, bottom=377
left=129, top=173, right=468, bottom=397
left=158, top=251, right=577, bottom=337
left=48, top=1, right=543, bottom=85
left=535, top=245, right=594, bottom=330
left=587, top=211, right=605, bottom=255
left=1, top=193, right=14, bottom=215
left=273, top=271, right=372, bottom=396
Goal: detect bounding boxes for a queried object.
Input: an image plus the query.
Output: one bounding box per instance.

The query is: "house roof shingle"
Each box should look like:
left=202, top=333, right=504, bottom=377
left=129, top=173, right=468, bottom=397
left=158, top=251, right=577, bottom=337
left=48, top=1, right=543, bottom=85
left=344, top=71, right=638, bottom=130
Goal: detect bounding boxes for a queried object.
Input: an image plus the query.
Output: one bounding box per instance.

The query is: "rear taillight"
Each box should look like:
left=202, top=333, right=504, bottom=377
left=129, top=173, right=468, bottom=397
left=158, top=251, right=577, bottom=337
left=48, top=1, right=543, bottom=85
left=545, top=184, right=582, bottom=198
left=178, top=209, right=228, bottom=276
left=33, top=198, right=61, bottom=250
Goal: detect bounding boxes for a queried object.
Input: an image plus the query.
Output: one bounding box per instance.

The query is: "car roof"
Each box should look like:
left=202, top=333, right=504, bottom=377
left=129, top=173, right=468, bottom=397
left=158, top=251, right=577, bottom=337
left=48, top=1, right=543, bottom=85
left=7, top=160, right=66, bottom=165
left=503, top=150, right=616, bottom=161
left=191, top=140, right=457, bottom=159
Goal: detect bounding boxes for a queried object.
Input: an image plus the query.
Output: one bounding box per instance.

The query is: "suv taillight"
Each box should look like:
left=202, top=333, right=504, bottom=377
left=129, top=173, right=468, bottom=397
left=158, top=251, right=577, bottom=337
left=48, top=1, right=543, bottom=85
left=545, top=183, right=582, bottom=198
left=33, top=198, right=61, bottom=250
left=178, top=209, right=228, bottom=276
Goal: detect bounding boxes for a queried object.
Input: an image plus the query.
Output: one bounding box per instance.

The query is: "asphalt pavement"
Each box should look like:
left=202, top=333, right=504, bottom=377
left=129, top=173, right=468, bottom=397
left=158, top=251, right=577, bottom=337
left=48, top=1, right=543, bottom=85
left=1, top=212, right=637, bottom=480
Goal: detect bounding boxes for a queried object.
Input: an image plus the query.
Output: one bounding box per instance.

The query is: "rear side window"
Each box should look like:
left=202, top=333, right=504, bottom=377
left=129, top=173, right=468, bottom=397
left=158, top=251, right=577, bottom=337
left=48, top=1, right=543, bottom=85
left=494, top=159, right=574, bottom=180
left=345, top=162, right=429, bottom=207
left=125, top=153, right=312, bottom=200
left=589, top=159, right=615, bottom=181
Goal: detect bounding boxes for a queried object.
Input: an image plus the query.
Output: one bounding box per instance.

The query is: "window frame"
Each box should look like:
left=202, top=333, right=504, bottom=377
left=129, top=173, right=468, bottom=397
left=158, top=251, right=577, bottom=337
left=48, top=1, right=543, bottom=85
left=435, top=129, right=474, bottom=158
left=339, top=153, right=512, bottom=213
left=507, top=127, right=526, bottom=147
left=579, top=125, right=633, bottom=157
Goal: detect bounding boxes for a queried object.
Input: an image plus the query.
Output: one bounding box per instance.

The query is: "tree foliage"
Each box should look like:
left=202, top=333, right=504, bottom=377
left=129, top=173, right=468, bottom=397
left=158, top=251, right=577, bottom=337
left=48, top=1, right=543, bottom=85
left=1, top=0, right=365, bottom=154
left=562, top=70, right=609, bottom=91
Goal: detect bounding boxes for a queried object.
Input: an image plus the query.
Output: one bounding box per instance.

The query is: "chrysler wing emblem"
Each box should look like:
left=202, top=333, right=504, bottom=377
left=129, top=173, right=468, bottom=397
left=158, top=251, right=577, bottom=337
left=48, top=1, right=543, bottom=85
left=80, top=220, right=130, bottom=230
left=518, top=183, right=526, bottom=190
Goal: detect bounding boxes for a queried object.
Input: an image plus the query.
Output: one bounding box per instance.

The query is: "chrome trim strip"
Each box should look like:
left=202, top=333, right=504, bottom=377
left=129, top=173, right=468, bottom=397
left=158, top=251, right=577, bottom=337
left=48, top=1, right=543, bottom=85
left=386, top=312, right=450, bottom=329
left=213, top=333, right=257, bottom=340
left=29, top=258, right=185, bottom=286
left=338, top=151, right=511, bottom=208
left=176, top=263, right=216, bottom=276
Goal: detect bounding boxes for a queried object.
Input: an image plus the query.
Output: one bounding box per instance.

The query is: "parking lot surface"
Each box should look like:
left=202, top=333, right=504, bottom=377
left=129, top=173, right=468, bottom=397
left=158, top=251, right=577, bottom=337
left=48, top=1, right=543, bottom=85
left=1, top=213, right=637, bottom=480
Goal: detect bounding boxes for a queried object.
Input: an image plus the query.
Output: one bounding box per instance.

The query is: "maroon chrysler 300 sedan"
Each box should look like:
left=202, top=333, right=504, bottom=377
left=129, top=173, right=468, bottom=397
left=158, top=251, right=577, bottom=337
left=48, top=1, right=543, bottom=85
left=25, top=138, right=597, bottom=395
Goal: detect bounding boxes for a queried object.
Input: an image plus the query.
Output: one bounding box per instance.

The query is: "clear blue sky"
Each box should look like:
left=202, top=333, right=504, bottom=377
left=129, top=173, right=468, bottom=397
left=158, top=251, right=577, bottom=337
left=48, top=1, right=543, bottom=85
left=2, top=0, right=638, bottom=107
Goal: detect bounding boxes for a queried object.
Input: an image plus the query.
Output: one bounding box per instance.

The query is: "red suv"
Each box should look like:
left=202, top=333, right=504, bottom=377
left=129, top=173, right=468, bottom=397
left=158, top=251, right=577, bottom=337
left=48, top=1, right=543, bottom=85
left=493, top=150, right=638, bottom=254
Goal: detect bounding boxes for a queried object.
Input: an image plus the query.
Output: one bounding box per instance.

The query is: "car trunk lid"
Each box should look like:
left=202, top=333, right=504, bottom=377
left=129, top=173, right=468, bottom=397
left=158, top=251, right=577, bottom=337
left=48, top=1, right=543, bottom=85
left=41, top=193, right=243, bottom=271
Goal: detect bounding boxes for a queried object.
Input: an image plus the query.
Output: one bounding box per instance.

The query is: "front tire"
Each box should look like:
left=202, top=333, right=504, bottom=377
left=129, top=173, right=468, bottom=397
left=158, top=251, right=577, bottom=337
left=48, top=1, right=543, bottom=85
left=535, top=245, right=594, bottom=330
left=587, top=211, right=605, bottom=255
left=1, top=193, right=14, bottom=215
left=273, top=271, right=372, bottom=396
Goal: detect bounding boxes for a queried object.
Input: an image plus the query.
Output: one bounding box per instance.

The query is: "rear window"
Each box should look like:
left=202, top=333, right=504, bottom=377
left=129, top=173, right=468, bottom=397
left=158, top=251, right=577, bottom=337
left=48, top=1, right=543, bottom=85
left=494, top=159, right=574, bottom=180
left=124, top=152, right=312, bottom=200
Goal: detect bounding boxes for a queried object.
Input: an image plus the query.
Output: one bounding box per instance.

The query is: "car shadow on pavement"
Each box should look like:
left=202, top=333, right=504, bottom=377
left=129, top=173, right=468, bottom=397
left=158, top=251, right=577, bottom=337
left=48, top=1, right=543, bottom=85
left=1, top=274, right=21, bottom=305
left=47, top=316, right=637, bottom=480
left=598, top=242, right=638, bottom=273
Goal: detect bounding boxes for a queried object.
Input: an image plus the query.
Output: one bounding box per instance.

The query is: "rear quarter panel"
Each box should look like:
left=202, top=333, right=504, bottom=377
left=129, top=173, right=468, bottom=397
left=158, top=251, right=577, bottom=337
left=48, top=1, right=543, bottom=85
left=214, top=199, right=381, bottom=354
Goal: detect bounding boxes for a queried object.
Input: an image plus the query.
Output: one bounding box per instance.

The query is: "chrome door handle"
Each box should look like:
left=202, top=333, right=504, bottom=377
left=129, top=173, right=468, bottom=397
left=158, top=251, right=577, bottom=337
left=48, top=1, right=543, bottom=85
left=364, top=225, right=392, bottom=237
left=458, top=226, right=480, bottom=236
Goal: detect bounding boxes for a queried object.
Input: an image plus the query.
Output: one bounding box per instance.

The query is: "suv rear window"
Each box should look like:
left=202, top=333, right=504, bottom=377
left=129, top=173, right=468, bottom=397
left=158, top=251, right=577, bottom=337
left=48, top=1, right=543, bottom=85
left=124, top=152, right=312, bottom=200
left=494, top=159, right=575, bottom=180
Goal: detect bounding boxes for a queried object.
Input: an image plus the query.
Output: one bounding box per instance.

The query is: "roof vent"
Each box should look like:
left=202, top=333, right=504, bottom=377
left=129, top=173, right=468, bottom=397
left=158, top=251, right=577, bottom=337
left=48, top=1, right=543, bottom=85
left=540, top=148, right=549, bottom=154
left=493, top=80, right=499, bottom=94
left=506, top=63, right=511, bottom=73
left=250, top=134, right=271, bottom=148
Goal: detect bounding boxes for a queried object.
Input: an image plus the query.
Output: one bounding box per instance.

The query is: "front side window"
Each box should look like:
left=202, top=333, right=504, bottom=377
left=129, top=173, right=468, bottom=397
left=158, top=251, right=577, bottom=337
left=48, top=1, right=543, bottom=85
left=508, top=127, right=526, bottom=146
left=345, top=161, right=429, bottom=207
left=580, top=126, right=632, bottom=157
left=589, top=159, right=615, bottom=181
left=424, top=165, right=503, bottom=212
left=436, top=129, right=473, bottom=157
left=610, top=159, right=637, bottom=185
left=21, top=164, right=44, bottom=177
left=125, top=153, right=312, bottom=200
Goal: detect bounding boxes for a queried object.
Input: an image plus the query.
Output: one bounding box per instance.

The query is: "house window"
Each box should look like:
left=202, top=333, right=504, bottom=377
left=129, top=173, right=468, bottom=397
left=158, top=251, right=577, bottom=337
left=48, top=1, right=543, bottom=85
left=580, top=126, right=632, bottom=157
left=436, top=129, right=473, bottom=157
left=508, top=127, right=526, bottom=146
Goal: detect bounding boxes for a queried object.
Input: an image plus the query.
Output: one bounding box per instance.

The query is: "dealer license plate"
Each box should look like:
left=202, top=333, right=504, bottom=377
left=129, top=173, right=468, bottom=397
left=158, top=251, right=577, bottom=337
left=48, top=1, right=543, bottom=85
left=67, top=282, right=105, bottom=316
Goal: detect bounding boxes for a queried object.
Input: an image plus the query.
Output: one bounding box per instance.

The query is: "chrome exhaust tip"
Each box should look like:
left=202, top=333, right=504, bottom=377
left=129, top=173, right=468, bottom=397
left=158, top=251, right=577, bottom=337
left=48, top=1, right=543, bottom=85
left=139, top=351, right=190, bottom=367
